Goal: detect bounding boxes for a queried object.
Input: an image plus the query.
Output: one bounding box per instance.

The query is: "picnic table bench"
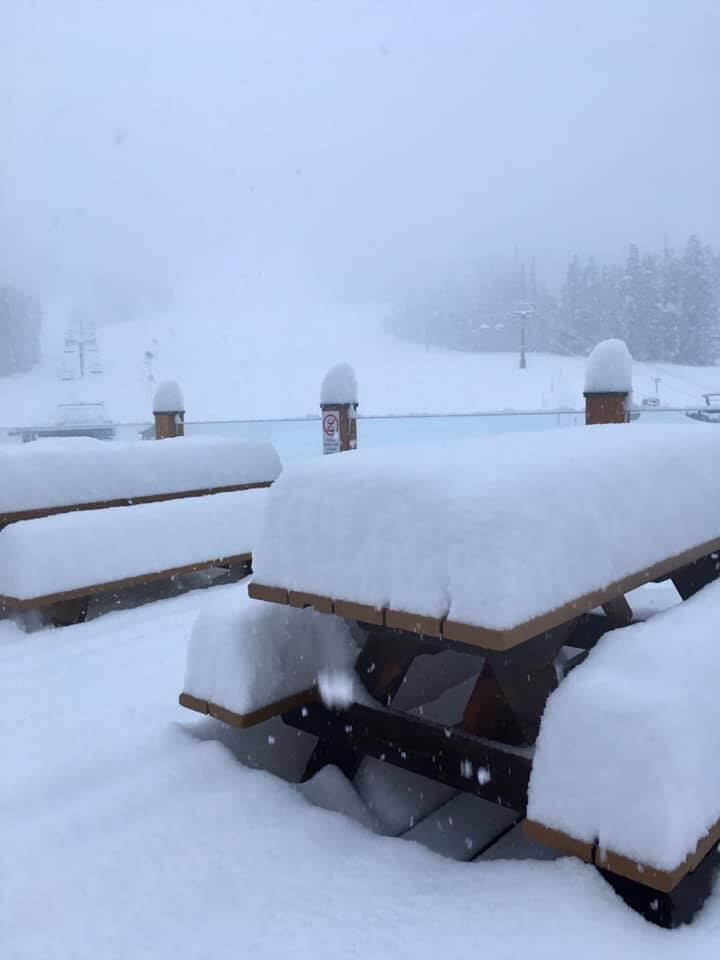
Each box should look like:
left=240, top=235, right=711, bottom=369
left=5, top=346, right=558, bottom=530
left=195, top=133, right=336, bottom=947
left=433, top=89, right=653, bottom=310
left=0, top=436, right=280, bottom=624
left=180, top=422, right=720, bottom=927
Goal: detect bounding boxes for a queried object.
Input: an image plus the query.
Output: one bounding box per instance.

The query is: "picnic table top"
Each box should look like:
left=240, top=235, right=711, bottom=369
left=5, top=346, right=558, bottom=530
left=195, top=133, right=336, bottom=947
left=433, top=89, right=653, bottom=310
left=250, top=424, right=720, bottom=648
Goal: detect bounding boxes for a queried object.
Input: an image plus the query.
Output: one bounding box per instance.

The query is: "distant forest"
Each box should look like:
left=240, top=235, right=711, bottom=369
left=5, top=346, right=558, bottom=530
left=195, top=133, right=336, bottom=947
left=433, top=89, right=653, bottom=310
left=387, top=235, right=720, bottom=366
left=0, top=284, right=42, bottom=376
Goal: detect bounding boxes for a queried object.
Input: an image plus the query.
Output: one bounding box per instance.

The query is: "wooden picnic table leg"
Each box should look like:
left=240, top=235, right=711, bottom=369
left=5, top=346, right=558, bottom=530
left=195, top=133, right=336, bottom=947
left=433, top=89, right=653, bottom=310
left=300, top=624, right=441, bottom=781
left=461, top=622, right=574, bottom=746
left=671, top=551, right=720, bottom=601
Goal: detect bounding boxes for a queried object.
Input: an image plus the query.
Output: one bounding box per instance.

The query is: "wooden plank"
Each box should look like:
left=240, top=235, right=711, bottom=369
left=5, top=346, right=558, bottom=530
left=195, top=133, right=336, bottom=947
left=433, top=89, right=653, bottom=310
left=178, top=692, right=210, bottom=715
left=288, top=591, right=334, bottom=614
left=0, top=480, right=273, bottom=528
left=333, top=599, right=385, bottom=625
left=523, top=816, right=720, bottom=893
left=384, top=609, right=443, bottom=636
left=522, top=819, right=594, bottom=863
left=251, top=537, right=720, bottom=651
left=199, top=687, right=318, bottom=729
left=247, top=582, right=289, bottom=605
left=443, top=537, right=720, bottom=650
left=284, top=700, right=532, bottom=812
left=599, top=819, right=720, bottom=893
left=0, top=553, right=252, bottom=610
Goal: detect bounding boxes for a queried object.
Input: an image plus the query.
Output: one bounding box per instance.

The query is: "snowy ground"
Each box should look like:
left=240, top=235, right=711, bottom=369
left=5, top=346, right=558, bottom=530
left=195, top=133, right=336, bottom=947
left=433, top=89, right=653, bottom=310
left=2, top=301, right=720, bottom=426
left=4, top=579, right=720, bottom=958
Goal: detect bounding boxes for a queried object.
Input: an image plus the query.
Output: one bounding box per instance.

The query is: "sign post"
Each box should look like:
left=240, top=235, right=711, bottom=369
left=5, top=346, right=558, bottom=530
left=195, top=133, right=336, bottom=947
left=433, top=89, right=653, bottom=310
left=320, top=363, right=358, bottom=454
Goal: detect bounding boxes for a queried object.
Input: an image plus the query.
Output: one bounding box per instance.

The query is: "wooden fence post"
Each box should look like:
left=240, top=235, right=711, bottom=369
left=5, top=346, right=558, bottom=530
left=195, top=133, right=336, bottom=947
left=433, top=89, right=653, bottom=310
left=583, top=340, right=632, bottom=425
left=320, top=363, right=358, bottom=454
left=153, top=381, right=185, bottom=439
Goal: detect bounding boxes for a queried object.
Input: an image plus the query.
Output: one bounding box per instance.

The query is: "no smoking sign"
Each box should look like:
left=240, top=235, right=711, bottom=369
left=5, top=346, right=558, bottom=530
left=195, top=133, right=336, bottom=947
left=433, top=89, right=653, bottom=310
left=322, top=410, right=341, bottom=454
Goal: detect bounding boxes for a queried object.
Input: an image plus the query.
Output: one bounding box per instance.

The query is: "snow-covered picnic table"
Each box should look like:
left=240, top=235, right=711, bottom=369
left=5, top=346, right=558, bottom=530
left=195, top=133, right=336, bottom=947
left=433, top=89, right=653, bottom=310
left=181, top=421, right=720, bottom=927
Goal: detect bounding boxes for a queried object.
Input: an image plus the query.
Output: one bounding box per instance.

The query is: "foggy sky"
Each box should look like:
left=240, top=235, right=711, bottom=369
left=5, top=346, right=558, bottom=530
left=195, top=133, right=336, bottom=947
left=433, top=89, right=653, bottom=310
left=2, top=0, right=719, bottom=314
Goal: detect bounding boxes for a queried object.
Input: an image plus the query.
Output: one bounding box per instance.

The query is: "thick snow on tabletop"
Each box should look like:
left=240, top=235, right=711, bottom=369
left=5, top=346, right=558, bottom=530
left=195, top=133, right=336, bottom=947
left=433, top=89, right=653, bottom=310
left=528, top=579, right=720, bottom=871
left=253, top=423, right=720, bottom=630
left=584, top=338, right=632, bottom=393
left=0, top=489, right=267, bottom=600
left=0, top=436, right=281, bottom=515
left=153, top=379, right=185, bottom=412
left=184, top=594, right=357, bottom=715
left=320, top=362, right=358, bottom=404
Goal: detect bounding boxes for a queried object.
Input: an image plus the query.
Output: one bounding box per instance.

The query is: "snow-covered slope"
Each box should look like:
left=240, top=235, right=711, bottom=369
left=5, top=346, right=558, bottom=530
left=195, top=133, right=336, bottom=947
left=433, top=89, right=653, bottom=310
left=2, top=300, right=719, bottom=426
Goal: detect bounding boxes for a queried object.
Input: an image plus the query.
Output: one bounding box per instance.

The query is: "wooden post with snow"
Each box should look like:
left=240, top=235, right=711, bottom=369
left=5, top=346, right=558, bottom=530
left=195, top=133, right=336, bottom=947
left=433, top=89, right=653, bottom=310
left=583, top=339, right=632, bottom=425
left=153, top=381, right=185, bottom=439
left=320, top=363, right=358, bottom=454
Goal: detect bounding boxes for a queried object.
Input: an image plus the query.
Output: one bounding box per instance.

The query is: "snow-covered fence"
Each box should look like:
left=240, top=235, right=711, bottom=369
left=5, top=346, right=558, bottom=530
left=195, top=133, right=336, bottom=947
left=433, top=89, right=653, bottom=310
left=583, top=339, right=632, bottom=425
left=320, top=363, right=358, bottom=454
left=153, top=380, right=185, bottom=439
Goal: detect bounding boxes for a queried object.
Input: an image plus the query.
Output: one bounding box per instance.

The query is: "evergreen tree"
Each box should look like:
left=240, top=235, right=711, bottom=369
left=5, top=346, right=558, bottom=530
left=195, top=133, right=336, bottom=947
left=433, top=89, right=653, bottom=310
left=677, top=235, right=717, bottom=365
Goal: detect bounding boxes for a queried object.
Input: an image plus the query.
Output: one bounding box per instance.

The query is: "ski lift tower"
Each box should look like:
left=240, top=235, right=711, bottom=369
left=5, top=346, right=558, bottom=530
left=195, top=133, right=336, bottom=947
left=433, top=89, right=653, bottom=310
left=63, top=314, right=102, bottom=379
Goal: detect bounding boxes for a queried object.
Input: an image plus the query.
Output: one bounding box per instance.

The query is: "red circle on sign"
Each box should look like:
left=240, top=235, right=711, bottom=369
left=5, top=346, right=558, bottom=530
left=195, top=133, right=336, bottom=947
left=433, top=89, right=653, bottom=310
left=323, top=413, right=339, bottom=436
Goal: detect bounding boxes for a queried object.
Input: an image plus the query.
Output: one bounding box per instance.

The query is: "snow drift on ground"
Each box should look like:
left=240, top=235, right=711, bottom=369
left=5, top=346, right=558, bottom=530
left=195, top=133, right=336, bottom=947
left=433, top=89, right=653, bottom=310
left=253, top=423, right=720, bottom=629
left=0, top=489, right=267, bottom=600
left=529, top=578, right=720, bottom=871
left=0, top=436, right=280, bottom=514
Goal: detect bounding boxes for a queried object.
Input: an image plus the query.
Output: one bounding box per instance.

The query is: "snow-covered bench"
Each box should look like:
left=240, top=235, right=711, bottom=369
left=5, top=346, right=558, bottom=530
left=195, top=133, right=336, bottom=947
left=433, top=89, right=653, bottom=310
left=525, top=580, right=720, bottom=922
left=0, top=437, right=281, bottom=623
left=0, top=436, right=280, bottom=527
left=0, top=489, right=268, bottom=623
left=180, top=423, right=720, bottom=926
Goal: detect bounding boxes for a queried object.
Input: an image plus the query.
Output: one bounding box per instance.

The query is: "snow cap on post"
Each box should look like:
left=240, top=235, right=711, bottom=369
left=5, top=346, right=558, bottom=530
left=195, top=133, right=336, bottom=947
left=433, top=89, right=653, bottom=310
left=584, top=339, right=632, bottom=425
left=320, top=363, right=358, bottom=454
left=320, top=362, right=358, bottom=406
left=153, top=380, right=185, bottom=439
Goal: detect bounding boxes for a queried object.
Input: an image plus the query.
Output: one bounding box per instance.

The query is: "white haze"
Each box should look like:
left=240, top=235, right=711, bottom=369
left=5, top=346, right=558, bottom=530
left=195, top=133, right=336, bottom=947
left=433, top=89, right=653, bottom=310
left=2, top=0, right=719, bottom=319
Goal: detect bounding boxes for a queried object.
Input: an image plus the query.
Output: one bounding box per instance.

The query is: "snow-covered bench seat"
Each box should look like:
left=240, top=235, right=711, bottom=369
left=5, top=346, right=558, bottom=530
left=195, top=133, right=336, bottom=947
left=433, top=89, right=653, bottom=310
left=180, top=594, right=356, bottom=728
left=249, top=424, right=720, bottom=650
left=0, top=436, right=281, bottom=527
left=0, top=489, right=267, bottom=621
left=525, top=578, right=720, bottom=894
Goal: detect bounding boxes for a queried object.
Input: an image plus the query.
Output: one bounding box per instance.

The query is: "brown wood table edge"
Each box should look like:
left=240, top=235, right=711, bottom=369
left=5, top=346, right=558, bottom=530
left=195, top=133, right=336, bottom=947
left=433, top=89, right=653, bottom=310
left=252, top=534, right=720, bottom=651
left=178, top=686, right=319, bottom=729
left=288, top=591, right=334, bottom=614
left=0, top=481, right=273, bottom=528
left=178, top=692, right=210, bottom=715
left=384, top=609, right=443, bottom=636
left=524, top=817, right=720, bottom=893
left=0, top=553, right=252, bottom=610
